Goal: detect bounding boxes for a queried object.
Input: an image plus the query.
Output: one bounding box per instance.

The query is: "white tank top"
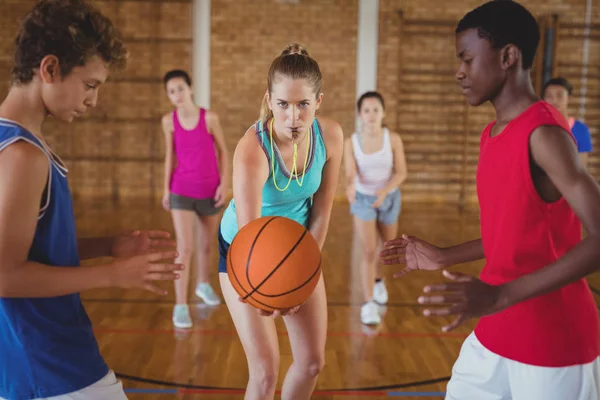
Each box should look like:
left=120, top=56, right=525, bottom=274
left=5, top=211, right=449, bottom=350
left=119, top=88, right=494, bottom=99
left=352, top=128, right=394, bottom=196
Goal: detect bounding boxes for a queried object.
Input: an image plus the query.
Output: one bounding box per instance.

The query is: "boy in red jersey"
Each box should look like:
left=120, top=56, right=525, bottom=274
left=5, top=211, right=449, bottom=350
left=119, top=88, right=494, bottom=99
left=380, top=1, right=600, bottom=399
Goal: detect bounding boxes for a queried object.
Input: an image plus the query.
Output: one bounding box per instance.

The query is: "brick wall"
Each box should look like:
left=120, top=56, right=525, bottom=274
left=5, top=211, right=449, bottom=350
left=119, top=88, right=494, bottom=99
left=210, top=0, right=359, bottom=198
left=378, top=0, right=600, bottom=206
left=0, top=0, right=597, bottom=206
left=0, top=0, right=193, bottom=203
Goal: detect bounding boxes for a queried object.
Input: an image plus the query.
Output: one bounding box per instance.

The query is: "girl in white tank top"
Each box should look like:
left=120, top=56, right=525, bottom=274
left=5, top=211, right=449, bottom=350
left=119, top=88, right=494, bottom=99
left=344, top=91, right=408, bottom=326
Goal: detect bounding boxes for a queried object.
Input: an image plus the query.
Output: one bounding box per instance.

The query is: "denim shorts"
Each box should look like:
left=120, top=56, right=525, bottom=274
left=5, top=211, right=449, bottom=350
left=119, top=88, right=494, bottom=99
left=350, top=189, right=401, bottom=225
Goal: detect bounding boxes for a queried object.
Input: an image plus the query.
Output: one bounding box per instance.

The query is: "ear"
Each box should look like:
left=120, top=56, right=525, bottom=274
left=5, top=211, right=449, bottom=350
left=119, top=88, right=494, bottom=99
left=314, top=92, right=324, bottom=111
left=39, top=55, right=60, bottom=83
left=265, top=91, right=273, bottom=111
left=500, top=44, right=519, bottom=70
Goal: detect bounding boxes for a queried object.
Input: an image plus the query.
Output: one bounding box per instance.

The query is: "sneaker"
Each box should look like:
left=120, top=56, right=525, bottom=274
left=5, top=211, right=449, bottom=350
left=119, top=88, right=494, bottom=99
left=172, top=304, right=192, bottom=329
left=195, top=282, right=221, bottom=306
left=360, top=301, right=381, bottom=325
left=373, top=280, right=388, bottom=305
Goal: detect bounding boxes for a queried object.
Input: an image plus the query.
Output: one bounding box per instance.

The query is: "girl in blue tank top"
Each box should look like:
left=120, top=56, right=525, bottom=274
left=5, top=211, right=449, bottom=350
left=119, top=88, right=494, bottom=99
left=0, top=2, right=182, bottom=399
left=218, top=43, right=344, bottom=400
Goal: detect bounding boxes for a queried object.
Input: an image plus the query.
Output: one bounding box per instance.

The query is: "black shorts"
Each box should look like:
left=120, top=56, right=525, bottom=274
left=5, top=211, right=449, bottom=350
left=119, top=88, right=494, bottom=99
left=169, top=193, right=222, bottom=216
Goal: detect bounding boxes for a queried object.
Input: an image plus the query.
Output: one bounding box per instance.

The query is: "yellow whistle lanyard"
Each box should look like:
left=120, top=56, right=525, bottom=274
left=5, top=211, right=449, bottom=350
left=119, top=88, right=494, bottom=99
left=269, top=118, right=312, bottom=192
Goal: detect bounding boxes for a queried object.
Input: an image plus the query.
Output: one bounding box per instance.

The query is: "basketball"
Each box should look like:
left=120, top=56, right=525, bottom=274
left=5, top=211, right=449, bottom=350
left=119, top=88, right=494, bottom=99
left=226, top=216, right=322, bottom=312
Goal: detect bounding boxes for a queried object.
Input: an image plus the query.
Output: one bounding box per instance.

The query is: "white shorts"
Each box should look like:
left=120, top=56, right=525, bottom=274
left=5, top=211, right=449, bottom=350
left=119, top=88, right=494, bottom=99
left=446, top=332, right=600, bottom=400
left=23, top=371, right=127, bottom=400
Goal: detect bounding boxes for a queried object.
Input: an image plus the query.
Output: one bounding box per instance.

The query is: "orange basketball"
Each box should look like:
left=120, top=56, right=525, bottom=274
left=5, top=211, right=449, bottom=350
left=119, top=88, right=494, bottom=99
left=227, top=216, right=322, bottom=312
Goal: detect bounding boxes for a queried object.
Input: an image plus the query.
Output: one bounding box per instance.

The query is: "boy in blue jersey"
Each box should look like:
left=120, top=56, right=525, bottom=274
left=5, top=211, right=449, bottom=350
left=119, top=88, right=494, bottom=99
left=0, top=1, right=184, bottom=399
left=543, top=77, right=593, bottom=167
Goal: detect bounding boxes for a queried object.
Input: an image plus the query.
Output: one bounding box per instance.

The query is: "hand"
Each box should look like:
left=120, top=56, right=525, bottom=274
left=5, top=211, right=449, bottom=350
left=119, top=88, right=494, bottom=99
left=110, top=250, right=183, bottom=295
left=380, top=234, right=446, bottom=277
left=162, top=193, right=170, bottom=211
left=346, top=184, right=356, bottom=204
left=418, top=270, right=505, bottom=332
left=371, top=189, right=386, bottom=208
left=111, top=230, right=176, bottom=258
left=214, top=184, right=226, bottom=207
left=238, top=297, right=303, bottom=318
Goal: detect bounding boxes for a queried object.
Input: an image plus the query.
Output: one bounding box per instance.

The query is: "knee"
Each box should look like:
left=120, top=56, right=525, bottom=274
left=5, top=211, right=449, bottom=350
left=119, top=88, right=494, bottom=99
left=248, top=358, right=279, bottom=393
left=363, top=245, right=378, bottom=264
left=297, top=356, right=325, bottom=379
left=176, top=242, right=193, bottom=260
left=198, top=240, right=212, bottom=256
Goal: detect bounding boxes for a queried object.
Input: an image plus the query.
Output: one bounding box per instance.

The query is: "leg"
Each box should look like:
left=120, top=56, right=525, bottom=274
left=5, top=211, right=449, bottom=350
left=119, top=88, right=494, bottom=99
left=354, top=216, right=379, bottom=303
left=509, top=355, right=600, bottom=400
left=373, top=190, right=401, bottom=305
left=220, top=273, right=280, bottom=400
left=194, top=211, right=221, bottom=305
left=280, top=275, right=327, bottom=400
left=350, top=191, right=381, bottom=325
left=445, top=332, right=511, bottom=400
left=373, top=189, right=402, bottom=304
left=171, top=209, right=196, bottom=305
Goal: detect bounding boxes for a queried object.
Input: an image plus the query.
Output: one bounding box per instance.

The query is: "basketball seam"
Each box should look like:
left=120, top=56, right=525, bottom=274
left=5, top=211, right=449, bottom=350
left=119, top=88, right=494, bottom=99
left=244, top=216, right=279, bottom=297
left=243, top=223, right=309, bottom=299
left=229, top=247, right=278, bottom=311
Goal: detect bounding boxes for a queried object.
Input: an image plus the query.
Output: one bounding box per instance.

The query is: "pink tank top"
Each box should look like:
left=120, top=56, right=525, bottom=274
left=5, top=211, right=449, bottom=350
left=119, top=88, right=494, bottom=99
left=169, top=108, right=220, bottom=199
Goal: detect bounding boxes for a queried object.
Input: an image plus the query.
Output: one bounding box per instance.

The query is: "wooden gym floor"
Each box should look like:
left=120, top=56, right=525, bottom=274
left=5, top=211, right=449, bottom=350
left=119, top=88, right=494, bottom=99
left=75, top=198, right=600, bottom=400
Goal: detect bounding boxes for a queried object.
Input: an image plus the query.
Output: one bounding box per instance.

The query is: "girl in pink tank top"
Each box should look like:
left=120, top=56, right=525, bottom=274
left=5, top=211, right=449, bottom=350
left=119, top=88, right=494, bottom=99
left=162, top=69, right=229, bottom=329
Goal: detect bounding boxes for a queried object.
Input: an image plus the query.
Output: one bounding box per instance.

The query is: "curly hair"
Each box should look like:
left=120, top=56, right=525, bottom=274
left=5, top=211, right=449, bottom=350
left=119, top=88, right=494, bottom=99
left=12, top=0, right=128, bottom=84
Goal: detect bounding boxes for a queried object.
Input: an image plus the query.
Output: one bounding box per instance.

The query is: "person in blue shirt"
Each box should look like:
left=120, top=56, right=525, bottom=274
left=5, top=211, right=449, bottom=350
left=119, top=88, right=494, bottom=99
left=0, top=1, right=183, bottom=399
left=543, top=77, right=593, bottom=167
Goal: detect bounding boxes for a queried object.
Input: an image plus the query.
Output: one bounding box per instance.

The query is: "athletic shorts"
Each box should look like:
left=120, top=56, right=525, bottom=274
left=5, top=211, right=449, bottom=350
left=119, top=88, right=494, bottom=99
left=170, top=193, right=222, bottom=217
left=1, top=371, right=129, bottom=400
left=350, top=188, right=401, bottom=225
left=217, top=227, right=230, bottom=274
left=446, top=331, right=600, bottom=400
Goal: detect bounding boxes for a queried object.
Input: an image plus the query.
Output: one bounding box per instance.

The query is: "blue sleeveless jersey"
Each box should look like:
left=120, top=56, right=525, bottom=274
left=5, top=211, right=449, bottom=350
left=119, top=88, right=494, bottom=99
left=220, top=118, right=327, bottom=243
left=0, top=120, right=108, bottom=399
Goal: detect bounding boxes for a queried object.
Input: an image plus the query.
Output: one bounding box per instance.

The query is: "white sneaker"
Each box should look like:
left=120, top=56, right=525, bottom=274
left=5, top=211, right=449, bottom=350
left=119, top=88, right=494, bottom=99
left=360, top=301, right=381, bottom=325
left=172, top=304, right=192, bottom=329
left=195, top=282, right=221, bottom=306
left=373, top=280, right=388, bottom=305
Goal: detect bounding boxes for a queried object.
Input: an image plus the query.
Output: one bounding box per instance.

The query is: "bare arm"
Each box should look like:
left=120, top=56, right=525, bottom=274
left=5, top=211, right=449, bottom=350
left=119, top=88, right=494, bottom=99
left=343, top=137, right=357, bottom=203
left=418, top=125, right=600, bottom=332
left=378, top=132, right=408, bottom=193
left=440, top=239, right=485, bottom=266
left=232, top=128, right=269, bottom=230
left=0, top=142, right=181, bottom=298
left=0, top=142, right=114, bottom=296
left=206, top=110, right=230, bottom=192
left=161, top=114, right=175, bottom=197
left=308, top=118, right=344, bottom=249
left=343, top=137, right=356, bottom=188
left=499, top=125, right=600, bottom=307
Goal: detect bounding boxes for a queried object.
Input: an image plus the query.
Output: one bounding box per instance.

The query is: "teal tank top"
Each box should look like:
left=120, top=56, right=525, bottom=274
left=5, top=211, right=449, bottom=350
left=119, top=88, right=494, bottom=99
left=220, top=118, right=327, bottom=244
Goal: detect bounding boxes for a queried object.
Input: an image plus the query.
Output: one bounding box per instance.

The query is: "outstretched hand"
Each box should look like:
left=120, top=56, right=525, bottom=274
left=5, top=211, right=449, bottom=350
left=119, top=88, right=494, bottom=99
left=111, top=230, right=176, bottom=258
left=418, top=270, right=506, bottom=332
left=380, top=234, right=446, bottom=278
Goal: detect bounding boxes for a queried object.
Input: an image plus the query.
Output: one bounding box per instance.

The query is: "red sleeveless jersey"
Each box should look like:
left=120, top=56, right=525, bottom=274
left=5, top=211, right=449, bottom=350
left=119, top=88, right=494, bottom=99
left=474, top=101, right=599, bottom=367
